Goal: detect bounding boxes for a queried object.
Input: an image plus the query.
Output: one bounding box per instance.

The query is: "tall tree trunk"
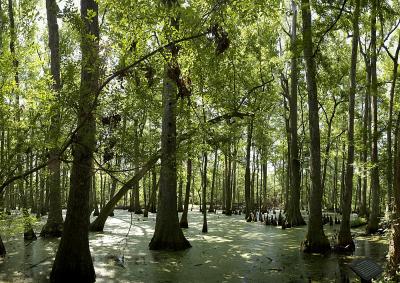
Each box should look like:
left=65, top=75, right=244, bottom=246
left=337, top=0, right=360, bottom=251
left=177, top=176, right=183, bottom=212
left=245, top=118, right=253, bottom=219
left=360, top=55, right=371, bottom=217
left=262, top=162, right=267, bottom=211
left=232, top=144, right=237, bottom=211
left=301, top=0, right=330, bottom=253
left=287, top=0, right=305, bottom=226
left=41, top=0, right=63, bottom=238
left=226, top=144, right=233, bottom=215
left=149, top=3, right=190, bottom=249
left=202, top=152, right=208, bottom=232
left=50, top=0, right=99, bottom=281
left=8, top=0, right=36, bottom=241
left=209, top=149, right=218, bottom=212
left=180, top=158, right=192, bottom=228
left=367, top=0, right=380, bottom=234
left=385, top=36, right=400, bottom=213
left=388, top=112, right=400, bottom=279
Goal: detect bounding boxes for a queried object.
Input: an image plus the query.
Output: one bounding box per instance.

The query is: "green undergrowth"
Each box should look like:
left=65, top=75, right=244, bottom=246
left=0, top=211, right=38, bottom=237
left=350, top=217, right=368, bottom=228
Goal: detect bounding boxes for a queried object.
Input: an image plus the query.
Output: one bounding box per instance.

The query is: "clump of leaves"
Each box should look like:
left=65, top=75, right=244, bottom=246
left=209, top=24, right=230, bottom=55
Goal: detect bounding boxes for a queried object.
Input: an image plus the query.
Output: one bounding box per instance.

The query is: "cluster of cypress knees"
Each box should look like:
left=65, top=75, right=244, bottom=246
left=244, top=210, right=342, bottom=229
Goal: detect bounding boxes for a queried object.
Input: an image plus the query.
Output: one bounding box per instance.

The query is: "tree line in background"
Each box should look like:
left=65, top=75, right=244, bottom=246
left=0, top=0, right=400, bottom=281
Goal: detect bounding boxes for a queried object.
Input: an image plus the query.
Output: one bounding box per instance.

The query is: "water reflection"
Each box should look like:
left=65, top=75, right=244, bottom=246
left=0, top=209, right=388, bottom=282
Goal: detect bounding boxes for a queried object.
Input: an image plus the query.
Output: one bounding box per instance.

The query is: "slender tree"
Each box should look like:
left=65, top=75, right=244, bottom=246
left=287, top=0, right=305, bottom=226
left=202, top=152, right=208, bottom=232
left=244, top=118, right=253, bottom=219
left=180, top=158, right=192, bottom=228
left=300, top=0, right=330, bottom=253
left=367, top=0, right=380, bottom=234
left=337, top=0, right=360, bottom=251
left=41, top=0, right=63, bottom=238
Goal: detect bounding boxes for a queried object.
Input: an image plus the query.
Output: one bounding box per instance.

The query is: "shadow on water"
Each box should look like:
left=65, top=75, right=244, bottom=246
left=0, top=209, right=388, bottom=282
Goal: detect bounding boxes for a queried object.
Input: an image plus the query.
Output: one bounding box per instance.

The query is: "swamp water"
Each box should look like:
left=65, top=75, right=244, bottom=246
left=0, top=209, right=388, bottom=282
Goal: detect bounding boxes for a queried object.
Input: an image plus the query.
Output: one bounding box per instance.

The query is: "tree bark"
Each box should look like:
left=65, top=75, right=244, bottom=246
left=149, top=4, right=190, bottom=249
left=385, top=36, right=400, bottom=213
left=50, top=0, right=99, bottom=281
left=180, top=158, right=192, bottom=228
left=301, top=0, right=330, bottom=253
left=178, top=176, right=183, bottom=212
left=245, top=118, right=253, bottom=219
left=367, top=0, right=380, bottom=234
left=337, top=0, right=360, bottom=251
left=202, top=152, right=208, bottom=233
left=225, top=144, right=232, bottom=215
left=41, top=0, right=63, bottom=238
left=208, top=148, right=218, bottom=212
left=287, top=0, right=305, bottom=226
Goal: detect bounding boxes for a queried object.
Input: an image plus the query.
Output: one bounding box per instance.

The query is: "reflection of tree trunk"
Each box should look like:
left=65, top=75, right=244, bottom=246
left=180, top=159, right=192, bottom=228
left=301, top=0, right=330, bottom=253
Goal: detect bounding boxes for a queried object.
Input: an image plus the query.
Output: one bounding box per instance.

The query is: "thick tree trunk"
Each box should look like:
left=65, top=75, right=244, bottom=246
left=367, top=0, right=380, bottom=234
left=287, top=0, right=305, bottom=226
left=208, top=149, right=217, bottom=212
left=180, top=159, right=192, bottom=228
left=337, top=0, right=360, bottom=251
left=50, top=1, right=99, bottom=281
left=301, top=0, right=330, bottom=253
left=149, top=10, right=190, bottom=248
left=244, top=119, right=253, bottom=219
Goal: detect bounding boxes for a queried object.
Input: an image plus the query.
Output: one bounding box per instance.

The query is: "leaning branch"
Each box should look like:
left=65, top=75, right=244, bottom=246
left=313, top=0, right=348, bottom=57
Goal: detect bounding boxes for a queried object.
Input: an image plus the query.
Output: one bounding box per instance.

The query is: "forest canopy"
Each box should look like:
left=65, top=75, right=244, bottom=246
left=1, top=0, right=400, bottom=282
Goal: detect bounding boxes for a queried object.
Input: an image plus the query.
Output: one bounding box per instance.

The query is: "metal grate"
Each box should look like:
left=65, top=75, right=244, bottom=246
left=349, top=258, right=383, bottom=281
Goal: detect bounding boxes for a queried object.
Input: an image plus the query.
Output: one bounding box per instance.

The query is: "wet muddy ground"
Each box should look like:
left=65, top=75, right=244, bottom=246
left=0, top=209, right=388, bottom=282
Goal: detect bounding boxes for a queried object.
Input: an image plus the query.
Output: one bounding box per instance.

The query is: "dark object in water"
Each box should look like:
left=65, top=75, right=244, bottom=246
left=349, top=258, right=383, bottom=282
